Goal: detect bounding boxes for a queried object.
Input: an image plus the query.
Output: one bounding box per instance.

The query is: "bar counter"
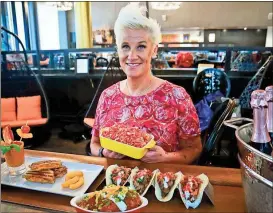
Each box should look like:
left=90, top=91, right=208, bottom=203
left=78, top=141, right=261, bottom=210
left=1, top=150, right=246, bottom=212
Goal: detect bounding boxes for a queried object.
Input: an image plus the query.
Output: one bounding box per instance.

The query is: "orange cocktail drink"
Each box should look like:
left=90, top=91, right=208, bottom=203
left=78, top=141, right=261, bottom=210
left=4, top=141, right=26, bottom=175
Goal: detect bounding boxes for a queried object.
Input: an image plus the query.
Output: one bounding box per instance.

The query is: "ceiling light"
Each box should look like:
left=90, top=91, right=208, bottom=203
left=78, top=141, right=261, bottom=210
left=150, top=2, right=182, bottom=10
left=268, top=12, right=273, bottom=20
left=47, top=2, right=73, bottom=11
left=244, top=27, right=247, bottom=30
left=208, top=33, right=216, bottom=43
left=223, top=29, right=227, bottom=32
left=257, top=29, right=261, bottom=32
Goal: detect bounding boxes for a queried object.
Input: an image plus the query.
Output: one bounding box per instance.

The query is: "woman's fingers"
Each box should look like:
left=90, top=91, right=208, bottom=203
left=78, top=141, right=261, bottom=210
left=112, top=152, right=125, bottom=159
left=141, top=156, right=153, bottom=163
left=102, top=149, right=111, bottom=158
left=141, top=153, right=151, bottom=162
left=148, top=145, right=158, bottom=151
left=105, top=149, right=124, bottom=159
left=141, top=150, right=162, bottom=163
left=109, top=152, right=116, bottom=158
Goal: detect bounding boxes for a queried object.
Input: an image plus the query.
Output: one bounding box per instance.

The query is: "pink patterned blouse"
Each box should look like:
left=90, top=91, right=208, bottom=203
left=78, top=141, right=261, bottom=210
left=92, top=81, right=200, bottom=152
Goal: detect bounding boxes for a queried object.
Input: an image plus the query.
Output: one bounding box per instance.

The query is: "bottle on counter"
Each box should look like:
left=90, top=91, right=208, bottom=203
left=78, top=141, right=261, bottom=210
left=250, top=90, right=272, bottom=155
left=265, top=86, right=273, bottom=141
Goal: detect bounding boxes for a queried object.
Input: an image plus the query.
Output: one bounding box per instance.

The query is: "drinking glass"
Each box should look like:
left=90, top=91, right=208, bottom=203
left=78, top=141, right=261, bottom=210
left=4, top=141, right=26, bottom=176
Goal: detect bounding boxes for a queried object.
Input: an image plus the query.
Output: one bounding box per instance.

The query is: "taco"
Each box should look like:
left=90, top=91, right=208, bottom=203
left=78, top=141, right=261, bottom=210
left=106, top=165, right=132, bottom=186
left=154, top=171, right=182, bottom=202
left=178, top=173, right=209, bottom=209
left=129, top=167, right=158, bottom=196
left=76, top=185, right=142, bottom=212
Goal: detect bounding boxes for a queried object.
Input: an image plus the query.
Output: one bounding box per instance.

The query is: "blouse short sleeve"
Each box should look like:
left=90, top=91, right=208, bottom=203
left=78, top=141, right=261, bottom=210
left=175, top=87, right=201, bottom=140
left=91, top=91, right=106, bottom=137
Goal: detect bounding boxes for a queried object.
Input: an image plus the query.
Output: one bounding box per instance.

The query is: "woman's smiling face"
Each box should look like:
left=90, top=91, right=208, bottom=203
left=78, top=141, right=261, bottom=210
left=117, top=28, right=157, bottom=78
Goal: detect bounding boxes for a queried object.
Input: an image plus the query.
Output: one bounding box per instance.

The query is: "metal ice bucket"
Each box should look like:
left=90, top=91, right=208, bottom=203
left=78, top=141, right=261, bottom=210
left=224, top=118, right=273, bottom=213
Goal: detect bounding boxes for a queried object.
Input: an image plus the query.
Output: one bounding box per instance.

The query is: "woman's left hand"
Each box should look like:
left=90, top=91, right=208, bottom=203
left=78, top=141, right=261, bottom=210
left=141, top=145, right=167, bottom=163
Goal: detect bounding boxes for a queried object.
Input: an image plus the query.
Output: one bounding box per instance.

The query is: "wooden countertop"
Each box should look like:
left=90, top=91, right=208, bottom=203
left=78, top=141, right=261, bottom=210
left=1, top=150, right=245, bottom=212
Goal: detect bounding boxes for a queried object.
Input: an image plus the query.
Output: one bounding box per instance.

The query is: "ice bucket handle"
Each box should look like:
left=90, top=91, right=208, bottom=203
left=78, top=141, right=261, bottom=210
left=224, top=117, right=253, bottom=130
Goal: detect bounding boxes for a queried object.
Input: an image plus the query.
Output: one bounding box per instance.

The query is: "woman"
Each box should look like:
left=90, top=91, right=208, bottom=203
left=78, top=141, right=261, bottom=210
left=90, top=3, right=202, bottom=164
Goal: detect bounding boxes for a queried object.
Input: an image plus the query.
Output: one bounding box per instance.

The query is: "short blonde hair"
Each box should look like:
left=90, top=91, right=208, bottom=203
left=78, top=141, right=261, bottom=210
left=114, top=3, right=161, bottom=46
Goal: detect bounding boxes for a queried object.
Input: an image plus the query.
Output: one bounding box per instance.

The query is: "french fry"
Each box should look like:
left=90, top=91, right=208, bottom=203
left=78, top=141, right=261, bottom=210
left=62, top=176, right=80, bottom=188
left=65, top=171, right=83, bottom=181
left=69, top=176, right=84, bottom=190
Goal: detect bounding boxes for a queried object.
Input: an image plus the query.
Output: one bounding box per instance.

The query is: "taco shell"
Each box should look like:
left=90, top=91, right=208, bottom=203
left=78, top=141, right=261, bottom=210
left=105, top=164, right=131, bottom=186
left=106, top=164, right=118, bottom=185
left=129, top=167, right=158, bottom=196
left=178, top=173, right=209, bottom=209
left=154, top=171, right=182, bottom=202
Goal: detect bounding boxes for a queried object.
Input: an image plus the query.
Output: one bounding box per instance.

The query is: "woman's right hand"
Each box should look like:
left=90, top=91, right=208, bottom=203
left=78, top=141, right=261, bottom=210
left=102, top=148, right=125, bottom=159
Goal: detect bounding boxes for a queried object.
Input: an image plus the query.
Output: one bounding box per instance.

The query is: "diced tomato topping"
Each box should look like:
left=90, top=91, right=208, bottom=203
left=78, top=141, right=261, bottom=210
left=134, top=169, right=152, bottom=180
left=180, top=175, right=203, bottom=201
left=124, top=193, right=142, bottom=210
left=101, top=124, right=152, bottom=148
left=158, top=172, right=176, bottom=183
left=99, top=200, right=119, bottom=212
left=111, top=166, right=131, bottom=185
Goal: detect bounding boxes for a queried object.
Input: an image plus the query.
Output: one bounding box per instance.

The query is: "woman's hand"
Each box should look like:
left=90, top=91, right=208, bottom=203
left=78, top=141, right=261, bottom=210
left=141, top=145, right=167, bottom=163
left=102, top=148, right=125, bottom=159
